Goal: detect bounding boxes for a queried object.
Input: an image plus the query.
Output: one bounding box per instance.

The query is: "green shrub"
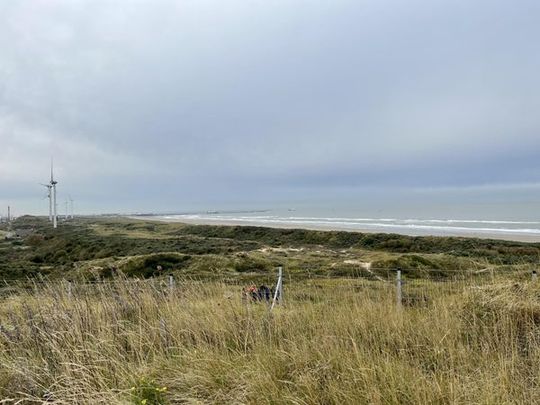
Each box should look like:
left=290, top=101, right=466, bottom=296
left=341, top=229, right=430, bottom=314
left=233, top=255, right=272, bottom=273
left=122, top=253, right=191, bottom=278
left=130, top=378, right=167, bottom=404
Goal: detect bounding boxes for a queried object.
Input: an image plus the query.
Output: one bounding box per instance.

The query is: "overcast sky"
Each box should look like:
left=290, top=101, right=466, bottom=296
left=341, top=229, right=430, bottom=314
left=1, top=0, right=540, bottom=216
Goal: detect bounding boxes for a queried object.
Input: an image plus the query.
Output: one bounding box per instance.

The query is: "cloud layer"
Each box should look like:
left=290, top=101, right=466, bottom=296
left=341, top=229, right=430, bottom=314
left=1, top=0, right=539, bottom=215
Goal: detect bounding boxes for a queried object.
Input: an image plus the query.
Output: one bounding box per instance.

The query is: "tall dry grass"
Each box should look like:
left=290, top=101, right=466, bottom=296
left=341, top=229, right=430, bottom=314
left=1, top=276, right=540, bottom=404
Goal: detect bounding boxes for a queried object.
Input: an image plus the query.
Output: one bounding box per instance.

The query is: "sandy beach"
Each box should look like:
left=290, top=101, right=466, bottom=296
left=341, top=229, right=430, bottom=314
left=134, top=216, right=540, bottom=243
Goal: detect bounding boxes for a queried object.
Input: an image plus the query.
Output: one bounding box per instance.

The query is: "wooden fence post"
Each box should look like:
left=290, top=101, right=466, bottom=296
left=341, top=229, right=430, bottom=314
left=168, top=274, right=175, bottom=291
left=532, top=270, right=537, bottom=282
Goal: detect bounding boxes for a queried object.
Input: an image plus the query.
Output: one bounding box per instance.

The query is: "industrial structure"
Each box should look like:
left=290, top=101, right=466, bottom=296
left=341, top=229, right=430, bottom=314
left=41, top=159, right=76, bottom=228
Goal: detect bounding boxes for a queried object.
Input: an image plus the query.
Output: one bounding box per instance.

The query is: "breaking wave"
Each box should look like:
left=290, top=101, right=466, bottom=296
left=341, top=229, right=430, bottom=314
left=159, top=214, right=540, bottom=236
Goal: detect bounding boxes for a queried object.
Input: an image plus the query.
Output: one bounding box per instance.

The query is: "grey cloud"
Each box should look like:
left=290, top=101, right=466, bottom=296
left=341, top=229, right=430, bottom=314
left=1, top=0, right=539, bottom=214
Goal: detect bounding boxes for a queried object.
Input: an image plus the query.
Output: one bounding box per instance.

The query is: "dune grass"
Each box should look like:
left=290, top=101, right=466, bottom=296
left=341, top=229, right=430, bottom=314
left=1, top=276, right=540, bottom=404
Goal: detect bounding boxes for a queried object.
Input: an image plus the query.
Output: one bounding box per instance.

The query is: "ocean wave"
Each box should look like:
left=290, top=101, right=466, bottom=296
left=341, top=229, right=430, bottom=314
left=171, top=215, right=540, bottom=225
left=160, top=214, right=540, bottom=235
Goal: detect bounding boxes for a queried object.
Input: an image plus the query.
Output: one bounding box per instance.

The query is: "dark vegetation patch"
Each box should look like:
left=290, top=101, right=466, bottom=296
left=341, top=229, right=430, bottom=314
left=180, top=225, right=540, bottom=264
left=1, top=216, right=539, bottom=282
left=0, top=217, right=260, bottom=280
left=233, top=254, right=274, bottom=273
left=121, top=253, right=192, bottom=278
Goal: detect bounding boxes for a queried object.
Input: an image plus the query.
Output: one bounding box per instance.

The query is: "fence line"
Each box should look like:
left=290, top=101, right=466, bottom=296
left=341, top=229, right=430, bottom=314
left=1, top=268, right=537, bottom=286
left=0, top=265, right=534, bottom=283
left=1, top=268, right=538, bottom=311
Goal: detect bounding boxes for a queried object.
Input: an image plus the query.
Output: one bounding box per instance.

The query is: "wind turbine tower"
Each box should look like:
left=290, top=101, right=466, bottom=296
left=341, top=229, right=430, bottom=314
left=69, top=196, right=74, bottom=219
left=40, top=183, right=53, bottom=222
left=50, top=159, right=58, bottom=229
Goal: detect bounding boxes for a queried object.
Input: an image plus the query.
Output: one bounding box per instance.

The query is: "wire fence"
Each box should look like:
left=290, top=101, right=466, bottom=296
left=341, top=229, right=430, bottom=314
left=0, top=267, right=538, bottom=309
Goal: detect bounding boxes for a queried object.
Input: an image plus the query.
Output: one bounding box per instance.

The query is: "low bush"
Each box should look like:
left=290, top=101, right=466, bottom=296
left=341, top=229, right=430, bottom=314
left=122, top=253, right=191, bottom=278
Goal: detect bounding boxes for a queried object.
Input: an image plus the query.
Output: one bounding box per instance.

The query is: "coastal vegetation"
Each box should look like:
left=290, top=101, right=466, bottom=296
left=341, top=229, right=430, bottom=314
left=1, top=216, right=539, bottom=283
left=1, top=217, right=540, bottom=403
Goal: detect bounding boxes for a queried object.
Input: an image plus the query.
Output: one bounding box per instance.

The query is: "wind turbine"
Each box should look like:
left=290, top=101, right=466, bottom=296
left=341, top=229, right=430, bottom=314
left=40, top=182, right=53, bottom=222
left=69, top=195, right=74, bottom=219
left=50, top=159, right=58, bottom=228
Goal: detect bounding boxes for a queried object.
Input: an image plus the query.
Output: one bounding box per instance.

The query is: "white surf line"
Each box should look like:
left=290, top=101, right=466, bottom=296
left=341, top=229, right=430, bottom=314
left=169, top=215, right=540, bottom=235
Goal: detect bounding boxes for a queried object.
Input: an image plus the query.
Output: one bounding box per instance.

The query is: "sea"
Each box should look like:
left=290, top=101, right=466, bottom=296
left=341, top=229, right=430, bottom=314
left=147, top=201, right=540, bottom=241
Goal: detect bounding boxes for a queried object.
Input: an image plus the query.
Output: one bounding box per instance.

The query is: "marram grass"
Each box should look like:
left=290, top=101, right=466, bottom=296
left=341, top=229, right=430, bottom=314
left=1, top=278, right=540, bottom=404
